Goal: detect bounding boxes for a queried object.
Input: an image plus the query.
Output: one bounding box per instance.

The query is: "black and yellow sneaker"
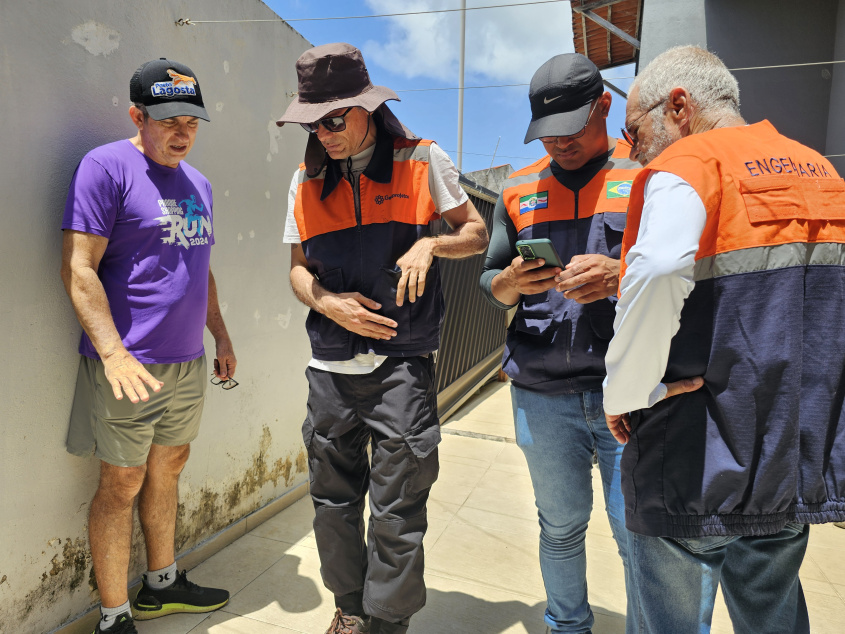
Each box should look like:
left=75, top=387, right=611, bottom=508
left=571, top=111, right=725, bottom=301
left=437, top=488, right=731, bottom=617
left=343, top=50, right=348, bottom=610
left=92, top=612, right=137, bottom=633
left=132, top=570, right=229, bottom=620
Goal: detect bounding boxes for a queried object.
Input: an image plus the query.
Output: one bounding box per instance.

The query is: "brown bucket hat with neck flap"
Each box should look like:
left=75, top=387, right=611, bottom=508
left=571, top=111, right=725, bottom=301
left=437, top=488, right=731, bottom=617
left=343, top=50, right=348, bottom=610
left=276, top=42, right=417, bottom=172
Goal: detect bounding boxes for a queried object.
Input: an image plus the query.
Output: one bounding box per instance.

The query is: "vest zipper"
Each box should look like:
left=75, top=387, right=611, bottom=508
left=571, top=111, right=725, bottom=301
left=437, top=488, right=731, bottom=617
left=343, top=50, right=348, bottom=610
left=346, top=157, right=365, bottom=292
left=574, top=189, right=579, bottom=221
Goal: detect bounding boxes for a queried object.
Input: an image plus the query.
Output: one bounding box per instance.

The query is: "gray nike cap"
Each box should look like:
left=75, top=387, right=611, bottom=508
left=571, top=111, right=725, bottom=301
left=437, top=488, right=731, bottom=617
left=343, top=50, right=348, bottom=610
left=524, top=53, right=604, bottom=143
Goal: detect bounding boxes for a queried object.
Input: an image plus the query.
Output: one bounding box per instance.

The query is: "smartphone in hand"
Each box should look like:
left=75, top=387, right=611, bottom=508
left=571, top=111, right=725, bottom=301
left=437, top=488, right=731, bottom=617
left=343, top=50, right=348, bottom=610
left=515, top=238, right=565, bottom=268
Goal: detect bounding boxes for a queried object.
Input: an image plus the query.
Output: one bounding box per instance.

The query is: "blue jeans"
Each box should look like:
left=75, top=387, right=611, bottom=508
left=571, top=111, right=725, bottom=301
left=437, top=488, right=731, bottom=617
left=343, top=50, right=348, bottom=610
left=512, top=386, right=631, bottom=634
left=627, top=524, right=810, bottom=634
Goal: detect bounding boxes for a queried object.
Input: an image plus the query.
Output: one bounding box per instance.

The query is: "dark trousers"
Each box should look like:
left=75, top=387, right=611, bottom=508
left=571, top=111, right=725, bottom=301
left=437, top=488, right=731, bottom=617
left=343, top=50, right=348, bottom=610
left=303, top=356, right=440, bottom=623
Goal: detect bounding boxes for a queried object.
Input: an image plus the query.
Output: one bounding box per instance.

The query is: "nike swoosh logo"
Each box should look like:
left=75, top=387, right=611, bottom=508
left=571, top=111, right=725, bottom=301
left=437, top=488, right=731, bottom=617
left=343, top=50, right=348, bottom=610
left=544, top=95, right=562, bottom=104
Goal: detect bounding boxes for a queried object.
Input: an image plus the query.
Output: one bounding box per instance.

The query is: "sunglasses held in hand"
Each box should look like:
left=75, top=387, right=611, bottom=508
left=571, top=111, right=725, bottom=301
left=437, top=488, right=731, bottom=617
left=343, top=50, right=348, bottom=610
left=210, top=373, right=238, bottom=390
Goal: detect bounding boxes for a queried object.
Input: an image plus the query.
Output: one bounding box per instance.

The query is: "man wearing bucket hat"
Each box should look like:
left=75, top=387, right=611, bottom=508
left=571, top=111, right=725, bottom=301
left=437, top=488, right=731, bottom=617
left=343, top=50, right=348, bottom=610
left=61, top=58, right=235, bottom=634
left=479, top=53, right=640, bottom=633
left=278, top=43, right=488, bottom=634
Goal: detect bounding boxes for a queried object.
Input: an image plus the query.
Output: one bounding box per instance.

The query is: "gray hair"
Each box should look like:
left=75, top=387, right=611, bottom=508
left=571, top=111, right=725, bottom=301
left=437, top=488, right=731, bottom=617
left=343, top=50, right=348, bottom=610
left=633, top=46, right=740, bottom=119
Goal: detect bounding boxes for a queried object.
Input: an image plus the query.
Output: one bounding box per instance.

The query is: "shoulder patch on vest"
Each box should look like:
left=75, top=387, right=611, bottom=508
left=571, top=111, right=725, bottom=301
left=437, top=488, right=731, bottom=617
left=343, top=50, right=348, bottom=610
left=607, top=181, right=632, bottom=198
left=519, top=191, right=548, bottom=214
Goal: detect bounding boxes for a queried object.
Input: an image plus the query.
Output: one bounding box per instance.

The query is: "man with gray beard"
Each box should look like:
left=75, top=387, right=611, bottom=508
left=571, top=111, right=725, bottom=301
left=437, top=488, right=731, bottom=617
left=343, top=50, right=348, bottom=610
left=604, top=45, right=845, bottom=633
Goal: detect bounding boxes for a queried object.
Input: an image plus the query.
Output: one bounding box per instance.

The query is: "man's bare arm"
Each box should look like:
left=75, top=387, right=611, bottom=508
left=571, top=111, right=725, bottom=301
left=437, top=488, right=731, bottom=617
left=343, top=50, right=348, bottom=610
left=395, top=199, right=489, bottom=305
left=289, top=244, right=398, bottom=340
left=431, top=199, right=489, bottom=258
left=60, top=230, right=163, bottom=403
left=207, top=268, right=236, bottom=379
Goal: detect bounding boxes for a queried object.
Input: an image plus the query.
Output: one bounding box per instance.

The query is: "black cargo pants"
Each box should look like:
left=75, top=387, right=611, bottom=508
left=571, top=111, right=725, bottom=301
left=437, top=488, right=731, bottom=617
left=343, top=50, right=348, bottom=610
left=303, top=355, right=441, bottom=623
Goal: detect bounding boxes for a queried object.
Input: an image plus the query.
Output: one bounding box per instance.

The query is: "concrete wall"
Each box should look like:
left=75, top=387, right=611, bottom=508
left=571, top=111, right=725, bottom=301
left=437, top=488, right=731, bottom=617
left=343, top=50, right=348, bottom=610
left=638, top=0, right=707, bottom=70
left=0, top=2, right=313, bottom=631
left=826, top=0, right=845, bottom=175
left=638, top=0, right=840, bottom=153
left=705, top=0, right=839, bottom=153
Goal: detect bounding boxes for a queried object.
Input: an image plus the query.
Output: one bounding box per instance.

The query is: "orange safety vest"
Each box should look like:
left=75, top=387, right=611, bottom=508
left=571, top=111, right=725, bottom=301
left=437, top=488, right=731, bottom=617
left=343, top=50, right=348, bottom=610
left=618, top=120, right=845, bottom=538
left=294, top=135, right=445, bottom=361
left=621, top=121, right=845, bottom=281
left=294, top=138, right=437, bottom=242
left=504, top=140, right=638, bottom=231
left=497, top=140, right=641, bottom=394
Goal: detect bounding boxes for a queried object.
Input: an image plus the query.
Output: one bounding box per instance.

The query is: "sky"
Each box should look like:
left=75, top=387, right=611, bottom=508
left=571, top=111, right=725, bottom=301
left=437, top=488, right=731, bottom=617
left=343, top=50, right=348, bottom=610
left=262, top=0, right=636, bottom=177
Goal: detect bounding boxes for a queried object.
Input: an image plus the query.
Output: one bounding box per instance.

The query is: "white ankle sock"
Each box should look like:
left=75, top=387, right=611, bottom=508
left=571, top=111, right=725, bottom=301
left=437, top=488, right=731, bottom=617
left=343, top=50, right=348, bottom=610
left=99, top=601, right=130, bottom=630
left=144, top=562, right=177, bottom=590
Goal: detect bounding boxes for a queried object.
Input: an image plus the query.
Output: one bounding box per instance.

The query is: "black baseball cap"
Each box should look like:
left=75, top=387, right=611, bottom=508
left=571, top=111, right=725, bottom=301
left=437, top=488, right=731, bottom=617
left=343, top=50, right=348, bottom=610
left=129, top=58, right=209, bottom=121
left=524, top=53, right=604, bottom=143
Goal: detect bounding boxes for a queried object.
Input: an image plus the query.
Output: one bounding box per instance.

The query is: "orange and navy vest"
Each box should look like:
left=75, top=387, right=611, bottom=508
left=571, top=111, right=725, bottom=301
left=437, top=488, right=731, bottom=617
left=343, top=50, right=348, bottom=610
left=501, top=140, right=640, bottom=394
left=294, top=130, right=444, bottom=360
left=620, top=120, right=845, bottom=538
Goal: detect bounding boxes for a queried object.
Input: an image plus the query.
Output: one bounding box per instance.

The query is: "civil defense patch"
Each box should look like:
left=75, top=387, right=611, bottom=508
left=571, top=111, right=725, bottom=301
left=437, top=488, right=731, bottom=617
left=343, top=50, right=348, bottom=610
left=519, top=191, right=549, bottom=214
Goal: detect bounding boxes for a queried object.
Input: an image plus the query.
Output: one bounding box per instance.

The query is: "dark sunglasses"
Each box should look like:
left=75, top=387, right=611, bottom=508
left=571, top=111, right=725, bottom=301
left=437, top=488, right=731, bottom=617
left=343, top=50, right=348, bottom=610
left=300, top=107, right=354, bottom=134
left=621, top=98, right=667, bottom=146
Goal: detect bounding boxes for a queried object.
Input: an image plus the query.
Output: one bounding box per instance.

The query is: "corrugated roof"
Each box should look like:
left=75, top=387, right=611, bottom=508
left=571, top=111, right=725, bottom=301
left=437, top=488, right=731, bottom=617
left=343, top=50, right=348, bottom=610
left=571, top=0, right=642, bottom=70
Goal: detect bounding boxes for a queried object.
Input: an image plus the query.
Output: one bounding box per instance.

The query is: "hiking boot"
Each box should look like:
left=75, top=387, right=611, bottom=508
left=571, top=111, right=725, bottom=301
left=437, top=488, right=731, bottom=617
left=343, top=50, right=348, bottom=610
left=325, top=607, right=371, bottom=633
left=132, top=569, right=228, bottom=620
left=92, top=612, right=137, bottom=634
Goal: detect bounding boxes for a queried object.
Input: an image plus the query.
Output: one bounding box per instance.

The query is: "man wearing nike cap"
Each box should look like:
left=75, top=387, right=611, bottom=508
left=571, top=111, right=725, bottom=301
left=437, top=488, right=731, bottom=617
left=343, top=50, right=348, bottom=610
left=61, top=58, right=235, bottom=634
left=480, top=53, right=639, bottom=633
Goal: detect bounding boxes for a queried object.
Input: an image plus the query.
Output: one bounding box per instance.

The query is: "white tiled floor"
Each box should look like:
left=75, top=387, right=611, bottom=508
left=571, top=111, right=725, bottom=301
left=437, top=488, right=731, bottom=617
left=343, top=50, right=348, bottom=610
left=134, top=380, right=845, bottom=633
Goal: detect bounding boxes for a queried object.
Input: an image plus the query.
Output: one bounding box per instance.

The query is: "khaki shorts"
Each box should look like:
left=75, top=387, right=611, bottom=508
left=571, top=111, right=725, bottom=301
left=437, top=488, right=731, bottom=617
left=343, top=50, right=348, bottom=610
left=66, top=355, right=207, bottom=467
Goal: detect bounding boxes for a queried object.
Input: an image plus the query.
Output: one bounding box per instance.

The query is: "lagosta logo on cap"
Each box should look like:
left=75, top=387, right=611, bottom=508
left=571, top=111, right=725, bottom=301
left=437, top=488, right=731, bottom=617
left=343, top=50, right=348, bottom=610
left=151, top=69, right=197, bottom=98
left=167, top=69, right=196, bottom=86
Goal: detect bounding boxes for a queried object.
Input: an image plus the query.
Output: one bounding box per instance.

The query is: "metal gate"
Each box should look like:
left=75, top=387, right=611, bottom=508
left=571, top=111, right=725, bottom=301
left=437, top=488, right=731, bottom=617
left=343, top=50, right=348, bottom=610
left=434, top=176, right=507, bottom=421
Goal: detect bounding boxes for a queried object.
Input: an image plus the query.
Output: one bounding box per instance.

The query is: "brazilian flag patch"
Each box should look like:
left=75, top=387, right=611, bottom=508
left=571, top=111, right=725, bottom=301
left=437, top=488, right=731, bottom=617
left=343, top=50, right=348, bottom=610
left=607, top=181, right=633, bottom=198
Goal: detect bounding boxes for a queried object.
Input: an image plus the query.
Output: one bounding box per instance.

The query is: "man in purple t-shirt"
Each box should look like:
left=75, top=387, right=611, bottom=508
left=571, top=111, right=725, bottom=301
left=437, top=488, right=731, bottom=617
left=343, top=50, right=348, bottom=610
left=60, top=59, right=235, bottom=634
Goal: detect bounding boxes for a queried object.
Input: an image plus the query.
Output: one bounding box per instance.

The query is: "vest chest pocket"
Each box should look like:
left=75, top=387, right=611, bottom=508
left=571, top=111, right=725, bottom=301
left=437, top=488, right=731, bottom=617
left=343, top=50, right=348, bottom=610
left=602, top=211, right=627, bottom=258
left=586, top=298, right=617, bottom=340
left=512, top=310, right=557, bottom=343
left=305, top=268, right=350, bottom=353
left=508, top=311, right=566, bottom=380
left=370, top=263, right=443, bottom=347
left=371, top=266, right=412, bottom=345
left=740, top=175, right=845, bottom=222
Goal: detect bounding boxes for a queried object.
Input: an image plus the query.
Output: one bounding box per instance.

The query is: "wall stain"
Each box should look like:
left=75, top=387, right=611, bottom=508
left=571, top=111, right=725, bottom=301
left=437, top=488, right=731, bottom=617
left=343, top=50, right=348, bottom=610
left=175, top=425, right=306, bottom=553
left=1, top=428, right=306, bottom=630
left=70, top=21, right=120, bottom=57
left=0, top=537, right=93, bottom=628
left=49, top=538, right=91, bottom=591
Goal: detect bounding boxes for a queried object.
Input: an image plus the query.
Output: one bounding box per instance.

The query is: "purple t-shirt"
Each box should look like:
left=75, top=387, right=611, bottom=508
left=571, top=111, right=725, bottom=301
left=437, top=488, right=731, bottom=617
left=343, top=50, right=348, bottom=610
left=63, top=139, right=214, bottom=363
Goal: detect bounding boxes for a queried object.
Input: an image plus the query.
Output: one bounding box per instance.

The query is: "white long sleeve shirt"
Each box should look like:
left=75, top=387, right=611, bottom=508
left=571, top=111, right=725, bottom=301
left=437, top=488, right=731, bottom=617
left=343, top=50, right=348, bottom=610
left=602, top=171, right=708, bottom=415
